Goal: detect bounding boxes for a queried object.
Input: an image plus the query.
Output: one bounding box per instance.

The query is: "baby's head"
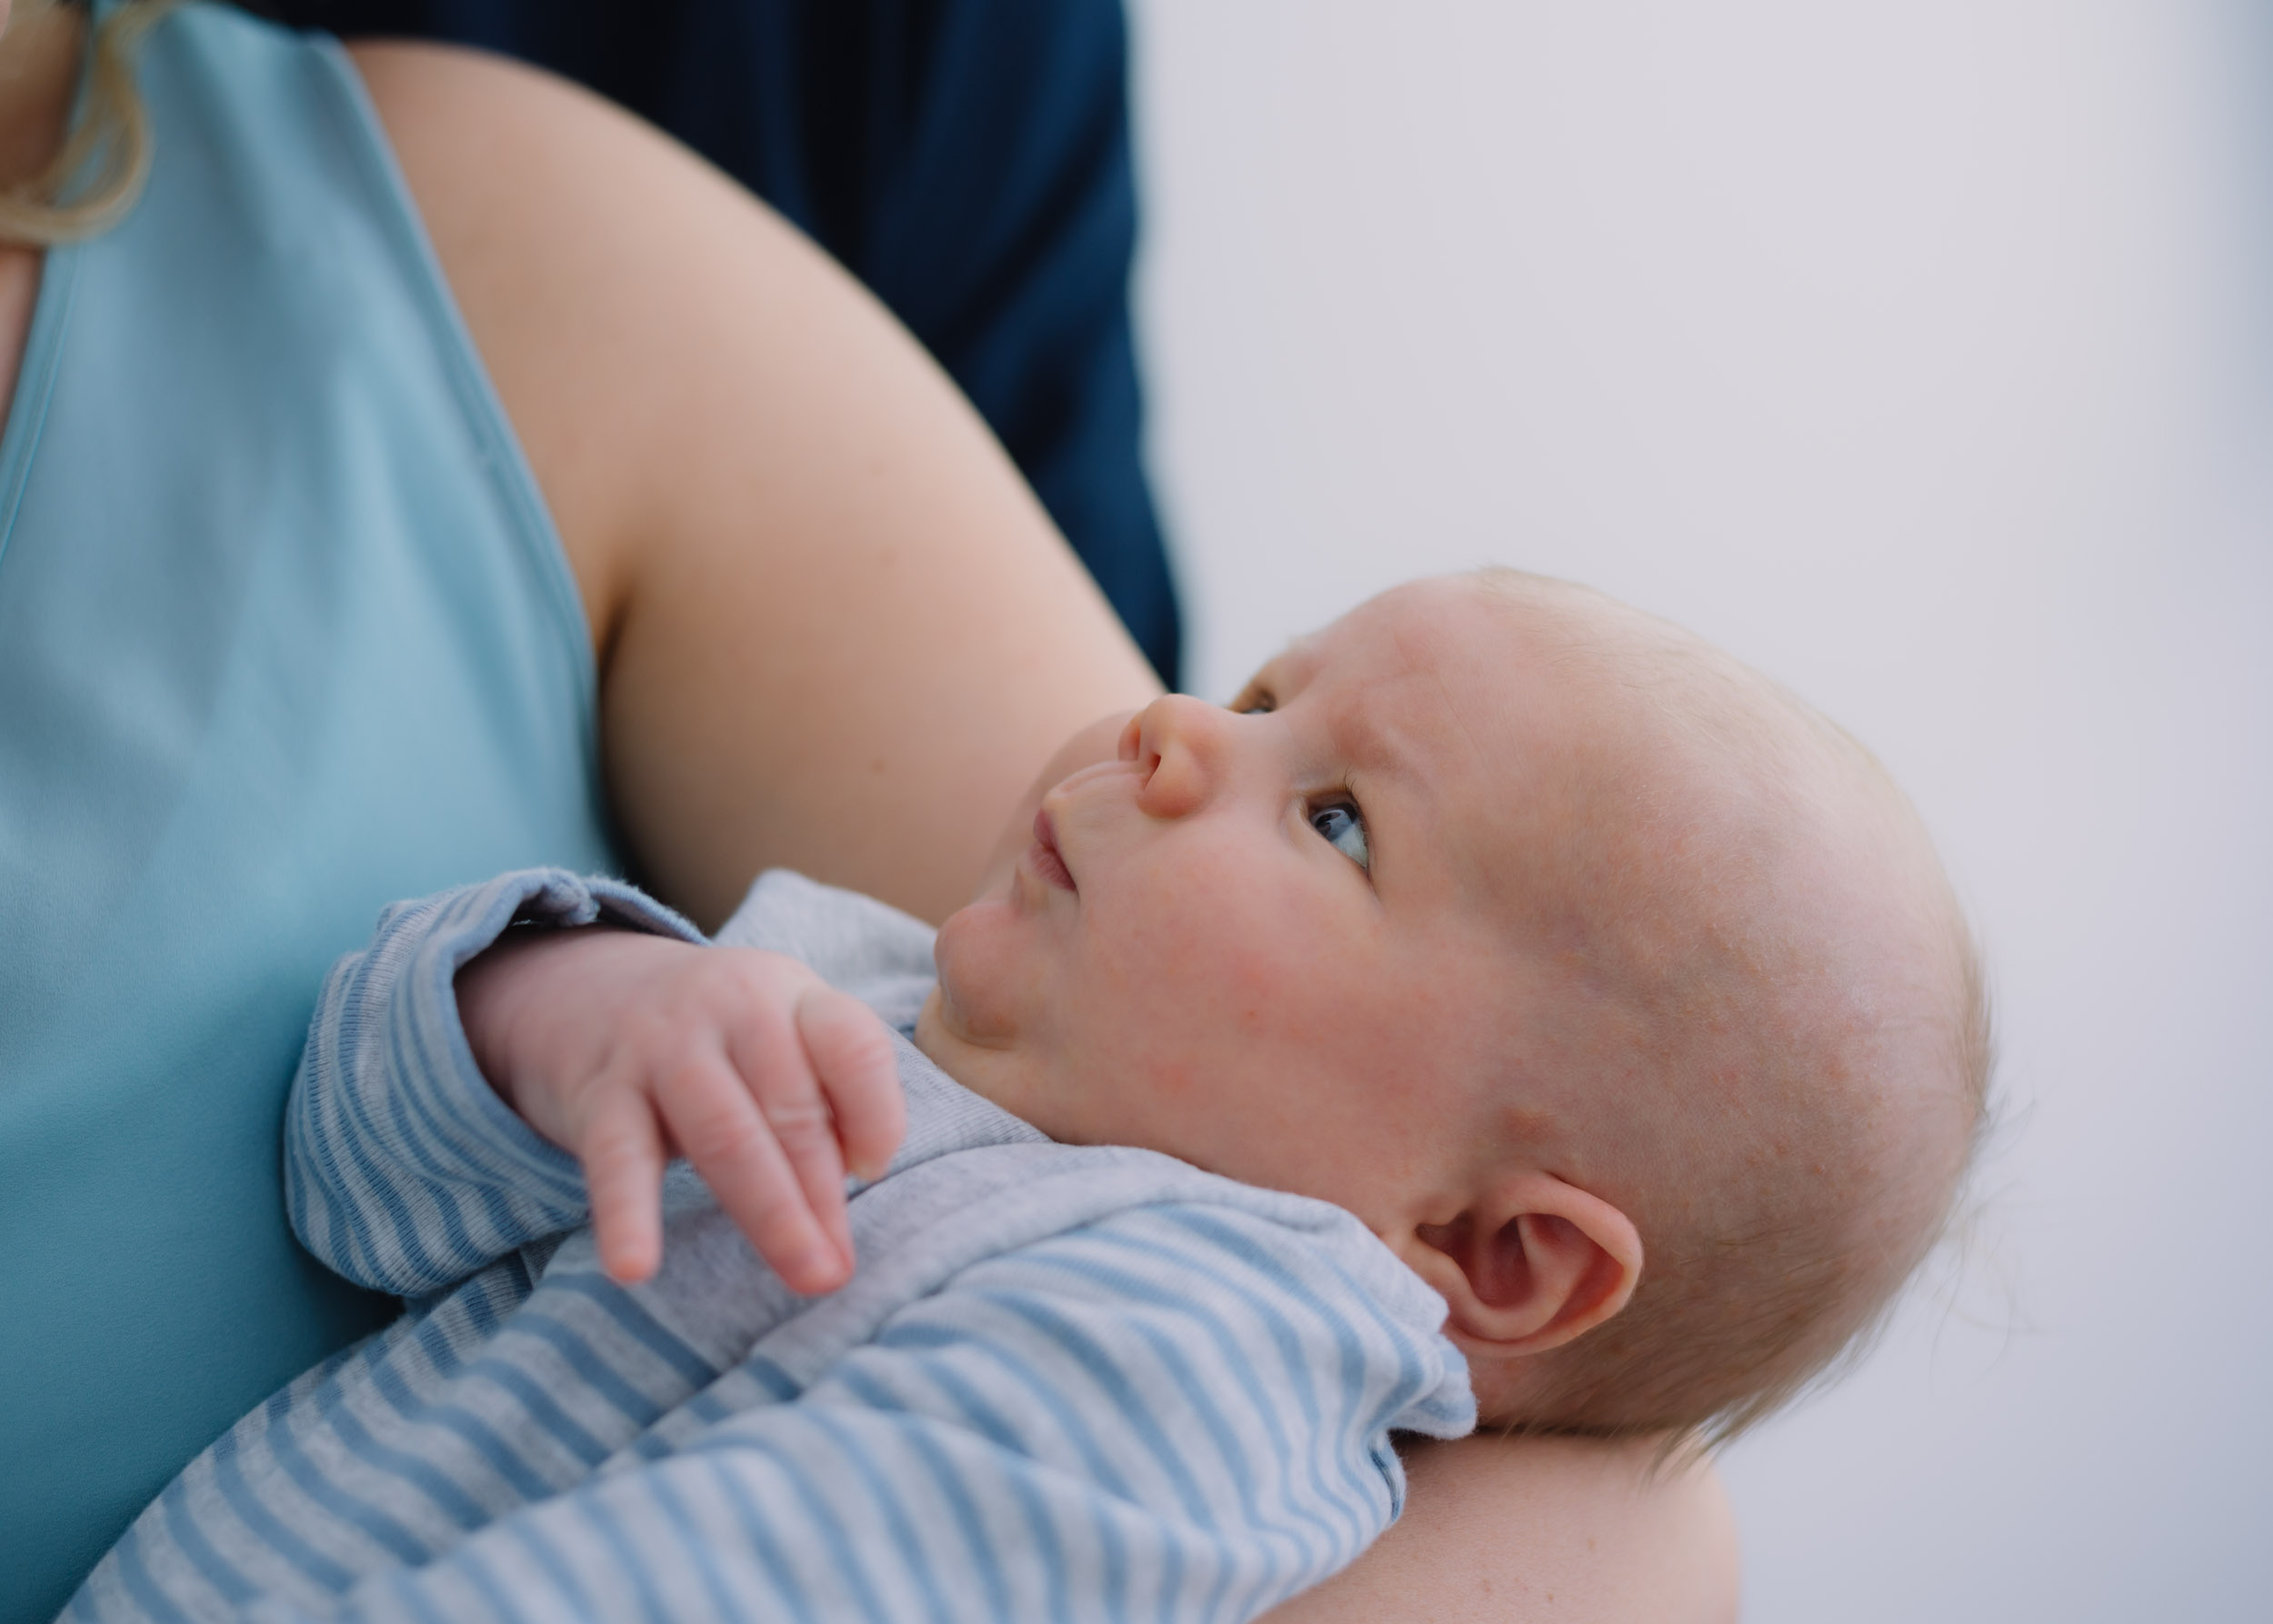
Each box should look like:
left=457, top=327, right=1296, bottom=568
left=917, top=571, right=1988, bottom=1439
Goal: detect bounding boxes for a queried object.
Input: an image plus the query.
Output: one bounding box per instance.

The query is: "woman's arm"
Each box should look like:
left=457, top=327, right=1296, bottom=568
left=1263, top=1435, right=1739, bottom=1624
left=353, top=41, right=1160, bottom=929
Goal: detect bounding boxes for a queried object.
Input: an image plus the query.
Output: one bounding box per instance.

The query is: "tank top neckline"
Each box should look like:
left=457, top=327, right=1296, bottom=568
left=0, top=243, right=76, bottom=573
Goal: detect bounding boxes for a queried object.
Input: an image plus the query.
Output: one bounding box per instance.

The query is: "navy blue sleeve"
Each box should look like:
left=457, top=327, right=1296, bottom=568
left=270, top=0, right=1183, bottom=686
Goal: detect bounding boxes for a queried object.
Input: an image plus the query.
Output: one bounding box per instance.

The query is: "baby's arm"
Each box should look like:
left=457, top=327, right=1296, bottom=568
left=285, top=868, right=903, bottom=1298
left=79, top=1196, right=1471, bottom=1624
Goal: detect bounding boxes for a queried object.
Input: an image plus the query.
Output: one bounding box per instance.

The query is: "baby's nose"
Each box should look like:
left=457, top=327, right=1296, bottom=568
left=1133, top=695, right=1228, bottom=818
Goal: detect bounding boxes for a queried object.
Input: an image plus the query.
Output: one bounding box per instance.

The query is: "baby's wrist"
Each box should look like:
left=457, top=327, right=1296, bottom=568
left=454, top=925, right=618, bottom=1123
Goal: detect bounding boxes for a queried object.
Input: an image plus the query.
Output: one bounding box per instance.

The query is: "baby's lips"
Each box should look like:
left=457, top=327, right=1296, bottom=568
left=1030, top=807, right=1077, bottom=892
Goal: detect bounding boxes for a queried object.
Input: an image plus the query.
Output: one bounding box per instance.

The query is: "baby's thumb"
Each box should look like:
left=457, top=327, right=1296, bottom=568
left=795, top=986, right=906, bottom=1183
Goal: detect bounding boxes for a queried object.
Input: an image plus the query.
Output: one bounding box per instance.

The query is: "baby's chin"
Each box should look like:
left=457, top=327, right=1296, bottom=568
left=926, top=896, right=1029, bottom=1048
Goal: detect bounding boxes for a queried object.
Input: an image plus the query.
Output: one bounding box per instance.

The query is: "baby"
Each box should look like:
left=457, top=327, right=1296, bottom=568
left=71, top=571, right=1987, bottom=1624
left=918, top=567, right=1985, bottom=1433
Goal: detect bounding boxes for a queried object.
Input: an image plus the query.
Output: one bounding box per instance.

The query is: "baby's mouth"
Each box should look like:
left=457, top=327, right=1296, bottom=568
left=1030, top=807, right=1076, bottom=893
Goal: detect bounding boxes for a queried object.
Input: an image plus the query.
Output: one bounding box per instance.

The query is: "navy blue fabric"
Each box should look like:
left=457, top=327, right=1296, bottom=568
left=265, top=0, right=1183, bottom=685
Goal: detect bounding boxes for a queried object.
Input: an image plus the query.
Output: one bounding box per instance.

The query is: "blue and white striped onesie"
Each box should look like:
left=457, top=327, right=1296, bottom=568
left=68, top=869, right=1475, bottom=1624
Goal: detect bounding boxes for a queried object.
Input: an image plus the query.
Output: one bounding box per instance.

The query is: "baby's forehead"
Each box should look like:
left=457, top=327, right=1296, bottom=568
left=1303, top=587, right=1658, bottom=778
left=1298, top=576, right=1630, bottom=696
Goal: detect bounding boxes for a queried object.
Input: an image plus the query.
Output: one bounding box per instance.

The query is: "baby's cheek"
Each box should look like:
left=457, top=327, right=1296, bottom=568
left=1150, top=1057, right=1202, bottom=1100
left=931, top=899, right=1042, bottom=1041
left=1146, top=934, right=1299, bottom=1042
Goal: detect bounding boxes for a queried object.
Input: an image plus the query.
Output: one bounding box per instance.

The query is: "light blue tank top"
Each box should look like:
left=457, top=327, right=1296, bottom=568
left=0, top=8, right=616, bottom=1614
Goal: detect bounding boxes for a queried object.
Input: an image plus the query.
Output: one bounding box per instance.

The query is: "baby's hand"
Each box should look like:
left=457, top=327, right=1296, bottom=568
left=456, top=927, right=906, bottom=1293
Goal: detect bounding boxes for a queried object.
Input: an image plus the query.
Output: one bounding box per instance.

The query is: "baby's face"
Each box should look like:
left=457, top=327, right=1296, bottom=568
left=925, top=572, right=1980, bottom=1429
left=918, top=579, right=1576, bottom=1235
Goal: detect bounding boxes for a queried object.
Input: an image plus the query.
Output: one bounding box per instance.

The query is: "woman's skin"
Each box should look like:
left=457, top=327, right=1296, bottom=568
left=0, top=6, right=1738, bottom=1617
left=1277, top=1436, right=1737, bottom=1623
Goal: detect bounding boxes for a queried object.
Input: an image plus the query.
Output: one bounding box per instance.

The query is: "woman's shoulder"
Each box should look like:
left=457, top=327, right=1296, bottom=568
left=351, top=39, right=998, bottom=659
left=343, top=36, right=1096, bottom=670
left=345, top=39, right=769, bottom=647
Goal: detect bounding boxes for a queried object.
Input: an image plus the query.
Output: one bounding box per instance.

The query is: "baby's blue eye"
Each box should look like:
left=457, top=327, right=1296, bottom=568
left=1310, top=802, right=1369, bottom=870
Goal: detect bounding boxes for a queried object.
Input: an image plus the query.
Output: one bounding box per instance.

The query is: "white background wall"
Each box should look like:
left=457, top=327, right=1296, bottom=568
left=1127, top=3, right=2271, bottom=1619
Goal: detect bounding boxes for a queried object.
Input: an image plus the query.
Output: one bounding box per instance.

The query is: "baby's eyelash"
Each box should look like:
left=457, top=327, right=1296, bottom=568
left=1232, top=686, right=1275, bottom=716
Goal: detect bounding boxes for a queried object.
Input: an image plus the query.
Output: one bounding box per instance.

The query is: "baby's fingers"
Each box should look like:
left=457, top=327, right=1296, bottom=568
left=658, top=1050, right=850, bottom=1296
left=581, top=1088, right=666, bottom=1286
left=795, top=985, right=905, bottom=1183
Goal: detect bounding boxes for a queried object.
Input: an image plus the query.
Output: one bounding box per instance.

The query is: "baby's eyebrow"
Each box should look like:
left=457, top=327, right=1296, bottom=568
left=1323, top=689, right=1406, bottom=785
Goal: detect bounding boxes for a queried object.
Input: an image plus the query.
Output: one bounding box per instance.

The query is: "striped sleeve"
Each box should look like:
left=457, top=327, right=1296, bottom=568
left=75, top=1198, right=1475, bottom=1624
left=284, top=869, right=706, bottom=1297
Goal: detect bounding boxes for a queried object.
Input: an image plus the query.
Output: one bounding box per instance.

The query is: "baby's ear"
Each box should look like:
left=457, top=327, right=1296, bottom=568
left=1394, top=1172, right=1642, bottom=1356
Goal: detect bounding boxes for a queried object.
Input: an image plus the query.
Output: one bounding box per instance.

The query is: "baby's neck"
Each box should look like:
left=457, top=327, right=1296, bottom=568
left=911, top=984, right=1055, bottom=1134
